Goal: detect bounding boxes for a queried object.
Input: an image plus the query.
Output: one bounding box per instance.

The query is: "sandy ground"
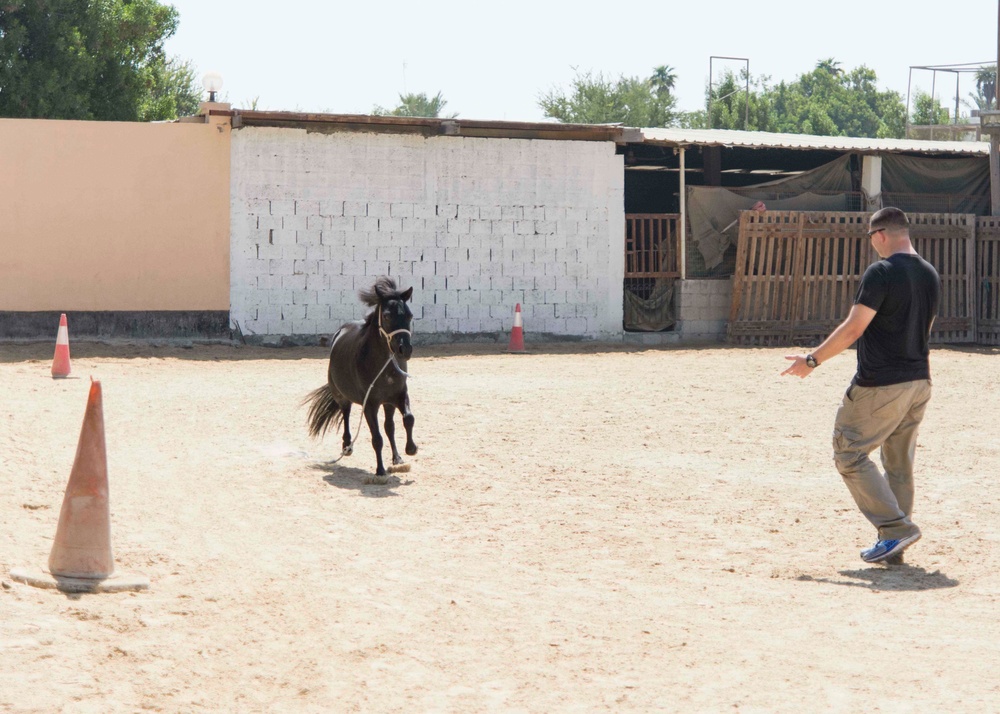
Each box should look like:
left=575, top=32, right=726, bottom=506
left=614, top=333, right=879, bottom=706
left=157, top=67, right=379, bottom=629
left=1, top=339, right=999, bottom=713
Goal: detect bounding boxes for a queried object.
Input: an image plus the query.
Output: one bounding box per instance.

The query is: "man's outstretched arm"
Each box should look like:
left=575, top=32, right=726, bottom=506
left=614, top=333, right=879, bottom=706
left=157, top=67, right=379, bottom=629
left=782, top=303, right=877, bottom=378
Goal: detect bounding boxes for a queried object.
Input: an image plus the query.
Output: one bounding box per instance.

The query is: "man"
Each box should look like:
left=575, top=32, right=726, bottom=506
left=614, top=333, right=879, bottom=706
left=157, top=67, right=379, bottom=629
left=782, top=207, right=940, bottom=564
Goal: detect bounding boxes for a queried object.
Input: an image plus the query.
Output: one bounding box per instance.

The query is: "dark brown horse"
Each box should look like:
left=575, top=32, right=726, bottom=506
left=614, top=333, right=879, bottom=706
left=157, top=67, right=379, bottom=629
left=304, top=277, right=417, bottom=477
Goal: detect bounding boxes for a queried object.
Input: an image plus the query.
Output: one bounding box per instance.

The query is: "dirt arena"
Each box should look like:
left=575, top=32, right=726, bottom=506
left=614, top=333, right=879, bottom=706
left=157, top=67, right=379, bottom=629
left=1, top=339, right=999, bottom=712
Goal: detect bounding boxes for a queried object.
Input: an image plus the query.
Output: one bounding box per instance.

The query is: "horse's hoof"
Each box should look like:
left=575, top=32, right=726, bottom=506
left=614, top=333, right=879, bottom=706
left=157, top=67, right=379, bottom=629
left=341, top=445, right=353, bottom=457
left=387, top=462, right=411, bottom=474
left=405, top=444, right=418, bottom=456
left=363, top=472, right=390, bottom=485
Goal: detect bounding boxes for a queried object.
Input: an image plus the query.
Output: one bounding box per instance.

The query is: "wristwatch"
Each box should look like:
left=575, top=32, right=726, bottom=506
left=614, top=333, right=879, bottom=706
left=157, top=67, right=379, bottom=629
left=805, top=354, right=819, bottom=369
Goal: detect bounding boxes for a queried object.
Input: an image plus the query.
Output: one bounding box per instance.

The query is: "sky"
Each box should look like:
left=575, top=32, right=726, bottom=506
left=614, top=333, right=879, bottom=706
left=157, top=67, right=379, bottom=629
left=164, top=0, right=1000, bottom=122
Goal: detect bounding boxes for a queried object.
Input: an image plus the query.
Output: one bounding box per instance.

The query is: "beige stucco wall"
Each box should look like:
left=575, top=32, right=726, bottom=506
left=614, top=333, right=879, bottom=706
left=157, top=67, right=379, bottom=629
left=0, top=117, right=230, bottom=311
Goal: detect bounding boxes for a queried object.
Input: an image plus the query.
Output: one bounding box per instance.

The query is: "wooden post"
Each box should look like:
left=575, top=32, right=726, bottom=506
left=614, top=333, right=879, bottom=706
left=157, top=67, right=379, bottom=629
left=703, top=146, right=722, bottom=186
left=679, top=146, right=687, bottom=280
left=861, top=155, right=882, bottom=212
left=994, top=0, right=1000, bottom=215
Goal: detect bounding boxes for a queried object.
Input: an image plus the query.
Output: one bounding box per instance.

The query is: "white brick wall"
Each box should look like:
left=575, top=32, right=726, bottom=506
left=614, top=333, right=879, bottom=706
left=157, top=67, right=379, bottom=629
left=675, top=279, right=732, bottom=341
left=230, top=128, right=625, bottom=340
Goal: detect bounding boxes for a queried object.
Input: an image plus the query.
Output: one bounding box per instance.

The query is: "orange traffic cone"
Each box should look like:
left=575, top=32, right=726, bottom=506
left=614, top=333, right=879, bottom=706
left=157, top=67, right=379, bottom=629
left=10, top=380, right=149, bottom=593
left=48, top=379, right=114, bottom=578
left=51, top=313, right=71, bottom=378
left=506, top=303, right=526, bottom=353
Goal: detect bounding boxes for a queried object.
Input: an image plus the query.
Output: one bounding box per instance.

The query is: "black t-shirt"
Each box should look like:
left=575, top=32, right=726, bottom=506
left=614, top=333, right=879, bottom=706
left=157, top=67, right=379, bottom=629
left=853, top=253, right=940, bottom=387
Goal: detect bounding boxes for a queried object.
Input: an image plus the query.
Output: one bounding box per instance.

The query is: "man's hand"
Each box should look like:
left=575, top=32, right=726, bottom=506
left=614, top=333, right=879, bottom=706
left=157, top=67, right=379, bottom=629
left=782, top=355, right=813, bottom=378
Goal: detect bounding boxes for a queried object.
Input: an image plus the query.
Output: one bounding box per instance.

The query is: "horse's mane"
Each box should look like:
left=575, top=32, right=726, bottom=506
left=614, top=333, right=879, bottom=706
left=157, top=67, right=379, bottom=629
left=358, top=276, right=402, bottom=306
left=358, top=276, right=405, bottom=328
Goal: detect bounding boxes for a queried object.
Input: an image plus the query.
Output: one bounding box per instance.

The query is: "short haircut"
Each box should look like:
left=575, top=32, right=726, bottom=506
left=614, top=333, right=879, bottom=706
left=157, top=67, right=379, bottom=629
left=869, top=206, right=909, bottom=232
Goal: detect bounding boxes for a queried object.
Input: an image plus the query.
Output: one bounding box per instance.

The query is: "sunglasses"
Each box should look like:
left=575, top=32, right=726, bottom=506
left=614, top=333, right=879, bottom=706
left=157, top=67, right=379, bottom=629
left=867, top=228, right=885, bottom=237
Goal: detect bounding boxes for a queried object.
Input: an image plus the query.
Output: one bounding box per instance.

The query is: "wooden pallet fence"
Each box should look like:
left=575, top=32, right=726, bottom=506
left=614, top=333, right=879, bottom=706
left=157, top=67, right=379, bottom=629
left=728, top=211, right=977, bottom=346
left=976, top=217, right=1000, bottom=345
left=908, top=213, right=976, bottom=343
left=728, top=212, right=872, bottom=346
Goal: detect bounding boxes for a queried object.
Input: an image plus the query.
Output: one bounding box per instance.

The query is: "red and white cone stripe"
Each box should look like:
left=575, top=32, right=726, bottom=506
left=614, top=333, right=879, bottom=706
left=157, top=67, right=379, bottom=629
left=51, top=313, right=72, bottom=378
left=507, top=303, right=525, bottom=352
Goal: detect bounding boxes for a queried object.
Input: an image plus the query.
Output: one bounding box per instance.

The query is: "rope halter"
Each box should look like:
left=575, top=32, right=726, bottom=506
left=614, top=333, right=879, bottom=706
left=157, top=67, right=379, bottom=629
left=378, top=303, right=412, bottom=377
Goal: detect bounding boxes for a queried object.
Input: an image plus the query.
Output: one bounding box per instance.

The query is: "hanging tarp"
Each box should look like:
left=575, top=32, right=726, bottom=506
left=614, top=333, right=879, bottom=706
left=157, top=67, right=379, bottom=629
left=687, top=189, right=851, bottom=270
left=624, top=279, right=675, bottom=331
left=738, top=153, right=855, bottom=195
left=687, top=155, right=855, bottom=269
left=880, top=155, right=989, bottom=214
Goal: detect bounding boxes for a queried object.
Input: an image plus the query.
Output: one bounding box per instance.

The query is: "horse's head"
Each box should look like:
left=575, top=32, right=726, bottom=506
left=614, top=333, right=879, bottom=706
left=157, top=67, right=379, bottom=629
left=376, top=284, right=414, bottom=360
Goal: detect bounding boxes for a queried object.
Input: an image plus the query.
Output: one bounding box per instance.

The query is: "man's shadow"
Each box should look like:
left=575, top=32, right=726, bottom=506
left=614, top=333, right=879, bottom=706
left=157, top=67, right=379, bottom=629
left=804, top=564, right=959, bottom=592
left=309, top=462, right=413, bottom=497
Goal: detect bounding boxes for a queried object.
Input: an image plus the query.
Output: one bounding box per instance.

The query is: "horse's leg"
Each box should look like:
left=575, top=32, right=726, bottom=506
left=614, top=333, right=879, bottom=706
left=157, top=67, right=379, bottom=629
left=363, top=401, right=386, bottom=476
left=383, top=404, right=403, bottom=465
left=398, top=390, right=417, bottom=456
left=340, top=401, right=353, bottom=456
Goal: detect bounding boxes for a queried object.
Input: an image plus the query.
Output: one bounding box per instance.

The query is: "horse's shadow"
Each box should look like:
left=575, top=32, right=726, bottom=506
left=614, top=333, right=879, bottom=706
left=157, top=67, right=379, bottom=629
left=803, top=564, right=959, bottom=592
left=309, top=462, right=413, bottom=497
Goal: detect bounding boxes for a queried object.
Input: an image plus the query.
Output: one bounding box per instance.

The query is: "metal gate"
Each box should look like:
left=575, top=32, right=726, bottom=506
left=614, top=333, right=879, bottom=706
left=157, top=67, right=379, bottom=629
left=623, top=214, right=681, bottom=331
left=625, top=214, right=681, bottom=279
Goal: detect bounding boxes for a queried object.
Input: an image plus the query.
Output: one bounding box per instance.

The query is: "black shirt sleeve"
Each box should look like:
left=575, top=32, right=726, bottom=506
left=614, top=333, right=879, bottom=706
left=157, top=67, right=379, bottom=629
left=855, top=262, right=888, bottom=312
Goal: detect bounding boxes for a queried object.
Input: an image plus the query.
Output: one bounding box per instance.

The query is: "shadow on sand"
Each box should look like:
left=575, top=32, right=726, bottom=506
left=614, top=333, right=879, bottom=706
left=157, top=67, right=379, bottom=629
left=801, top=564, right=959, bottom=592
left=310, top=462, right=413, bottom=497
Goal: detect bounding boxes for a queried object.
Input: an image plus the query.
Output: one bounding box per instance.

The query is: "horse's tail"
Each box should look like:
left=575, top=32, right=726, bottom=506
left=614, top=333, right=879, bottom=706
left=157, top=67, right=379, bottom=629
left=303, top=384, right=344, bottom=438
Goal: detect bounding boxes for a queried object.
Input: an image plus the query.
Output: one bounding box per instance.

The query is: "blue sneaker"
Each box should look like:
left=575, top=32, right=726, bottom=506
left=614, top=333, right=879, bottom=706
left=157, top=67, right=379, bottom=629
left=861, top=533, right=921, bottom=563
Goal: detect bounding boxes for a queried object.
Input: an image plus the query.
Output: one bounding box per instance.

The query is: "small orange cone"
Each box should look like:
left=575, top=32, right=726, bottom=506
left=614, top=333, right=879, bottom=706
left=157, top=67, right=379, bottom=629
left=10, top=380, right=149, bottom=593
left=51, top=313, right=71, bottom=378
left=506, top=303, right=526, bottom=353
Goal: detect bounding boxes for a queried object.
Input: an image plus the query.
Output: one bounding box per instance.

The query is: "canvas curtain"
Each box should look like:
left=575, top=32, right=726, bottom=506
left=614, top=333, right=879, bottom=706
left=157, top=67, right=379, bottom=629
left=686, top=155, right=855, bottom=269
left=880, top=154, right=989, bottom=213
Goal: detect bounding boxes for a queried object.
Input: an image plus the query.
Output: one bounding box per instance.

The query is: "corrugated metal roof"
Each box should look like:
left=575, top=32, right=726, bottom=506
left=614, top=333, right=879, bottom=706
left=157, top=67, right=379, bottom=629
left=639, top=127, right=989, bottom=155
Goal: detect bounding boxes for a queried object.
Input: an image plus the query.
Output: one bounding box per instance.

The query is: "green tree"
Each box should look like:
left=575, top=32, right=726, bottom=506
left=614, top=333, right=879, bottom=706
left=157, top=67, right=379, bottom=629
left=682, top=61, right=906, bottom=138
left=538, top=67, right=678, bottom=126
left=769, top=64, right=905, bottom=138
left=0, top=0, right=199, bottom=121
left=698, top=68, right=775, bottom=131
left=910, top=90, right=950, bottom=125
left=138, top=57, right=202, bottom=121
left=373, top=91, right=456, bottom=118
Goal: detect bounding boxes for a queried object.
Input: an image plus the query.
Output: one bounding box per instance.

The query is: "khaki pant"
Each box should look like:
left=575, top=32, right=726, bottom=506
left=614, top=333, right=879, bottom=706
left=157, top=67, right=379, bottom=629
left=832, top=379, right=932, bottom=541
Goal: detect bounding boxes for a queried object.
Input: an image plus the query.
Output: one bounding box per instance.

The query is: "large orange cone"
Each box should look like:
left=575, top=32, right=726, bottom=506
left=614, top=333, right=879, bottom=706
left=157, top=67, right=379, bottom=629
left=10, top=380, right=148, bottom=592
left=51, top=313, right=71, bottom=378
left=48, top=379, right=113, bottom=578
left=506, top=303, right=526, bottom=353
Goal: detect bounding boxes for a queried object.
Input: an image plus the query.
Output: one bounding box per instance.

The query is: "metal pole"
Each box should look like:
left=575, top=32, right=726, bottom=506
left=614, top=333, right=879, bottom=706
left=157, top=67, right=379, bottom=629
left=931, top=70, right=937, bottom=140
left=745, top=59, right=750, bottom=129
left=708, top=56, right=751, bottom=130
left=906, top=68, right=913, bottom=138
left=955, top=72, right=960, bottom=124
left=708, top=58, right=713, bottom=129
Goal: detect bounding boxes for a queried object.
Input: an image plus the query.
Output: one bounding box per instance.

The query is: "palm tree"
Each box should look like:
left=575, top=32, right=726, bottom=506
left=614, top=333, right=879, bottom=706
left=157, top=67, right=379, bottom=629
left=976, top=65, right=997, bottom=111
left=373, top=91, right=457, bottom=118
left=816, top=58, right=843, bottom=76
left=650, top=65, right=677, bottom=98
